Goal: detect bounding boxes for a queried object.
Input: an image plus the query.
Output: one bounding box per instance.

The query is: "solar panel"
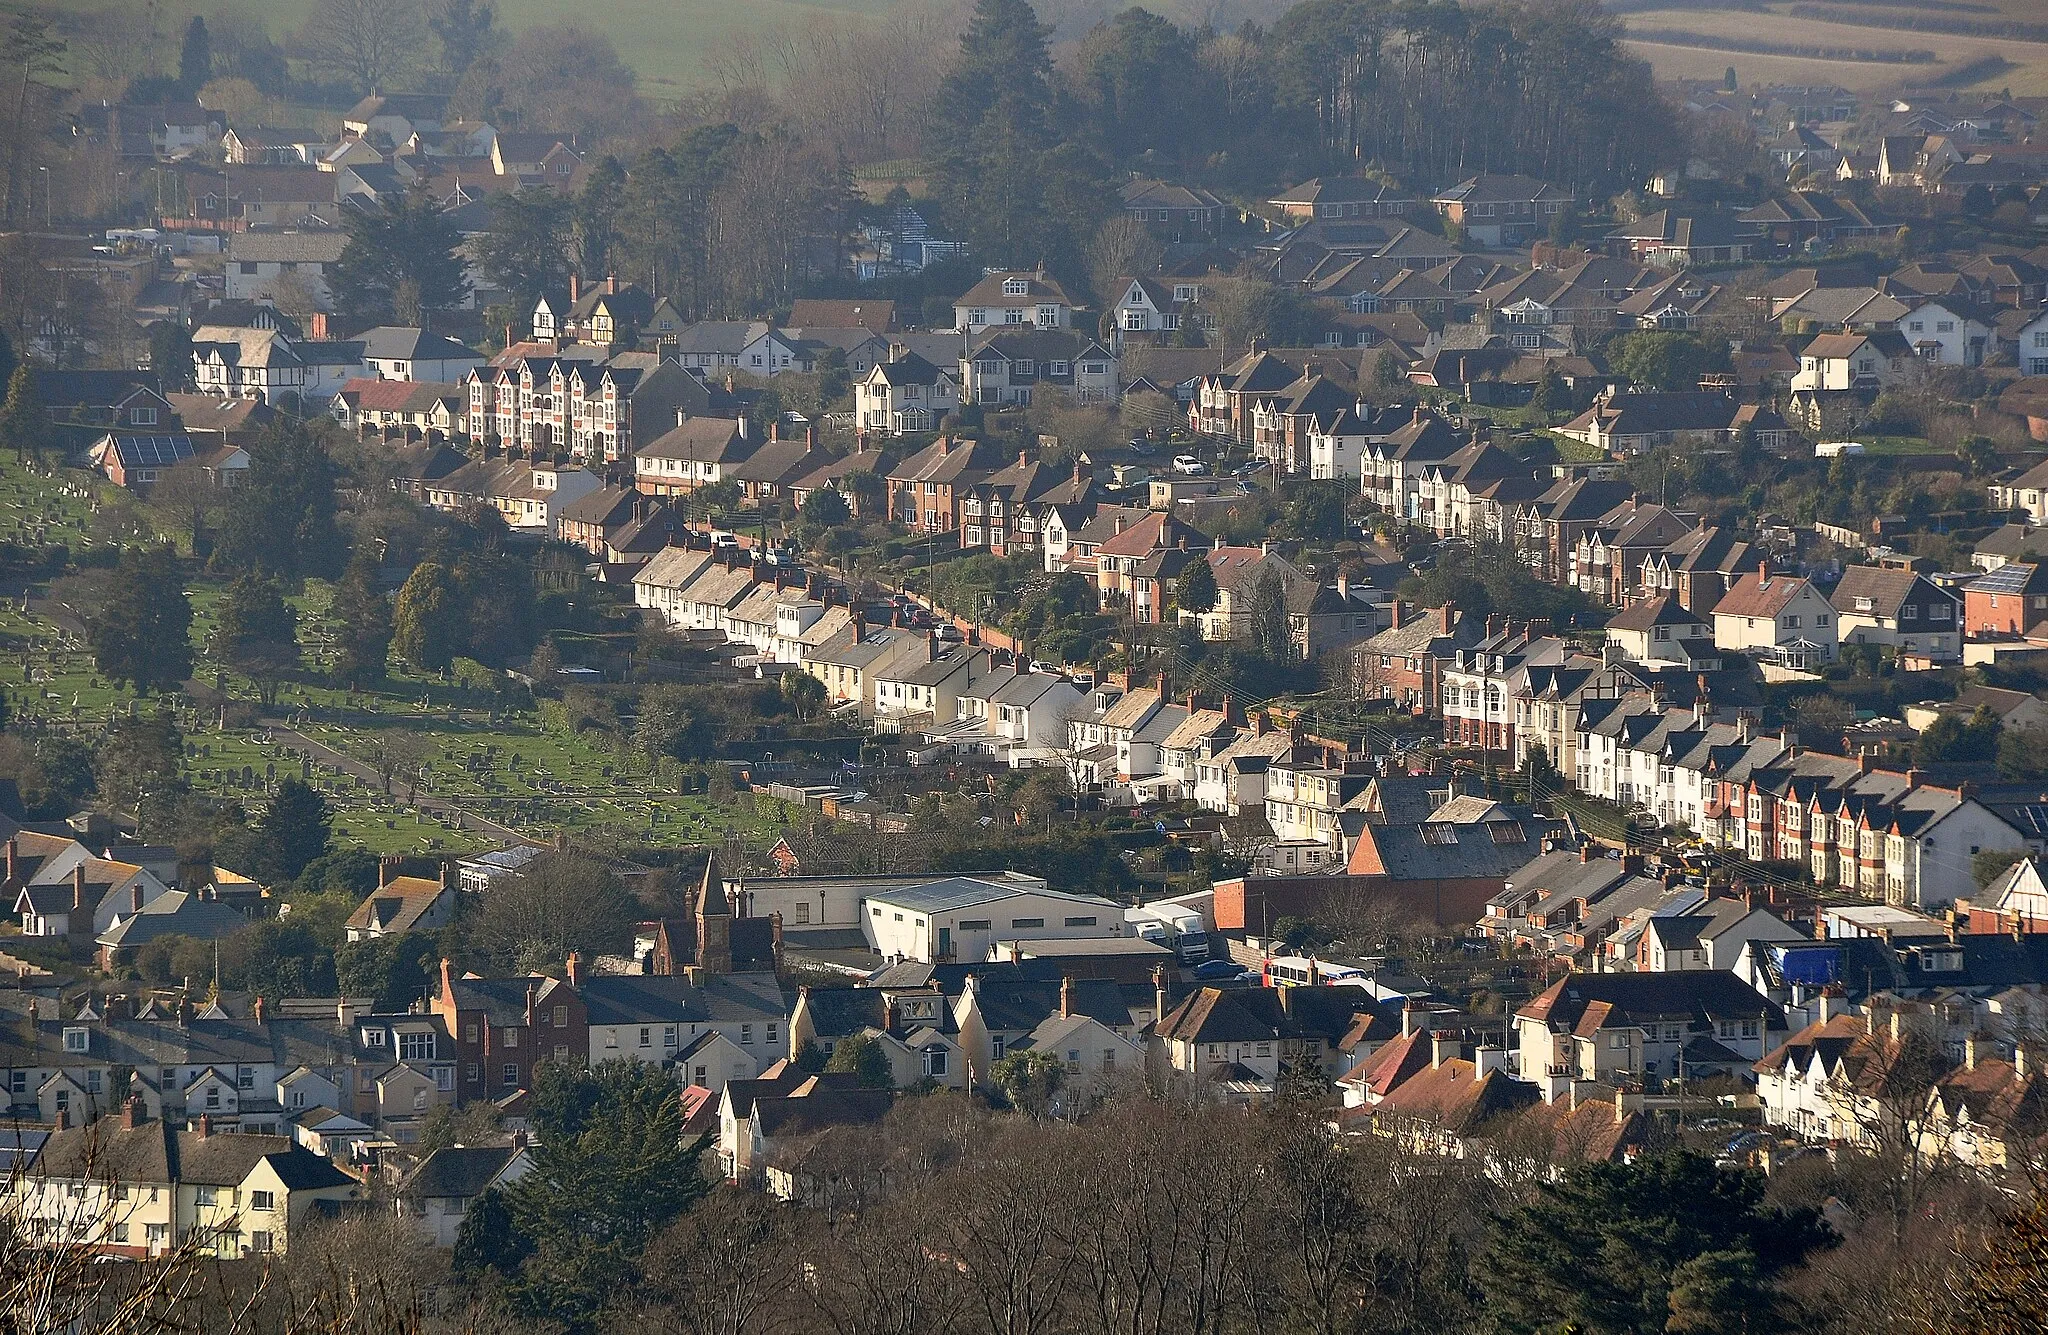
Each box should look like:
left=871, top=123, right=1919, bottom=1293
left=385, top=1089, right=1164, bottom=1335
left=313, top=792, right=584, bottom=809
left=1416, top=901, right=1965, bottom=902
left=114, top=435, right=196, bottom=468
left=1968, top=564, right=2036, bottom=595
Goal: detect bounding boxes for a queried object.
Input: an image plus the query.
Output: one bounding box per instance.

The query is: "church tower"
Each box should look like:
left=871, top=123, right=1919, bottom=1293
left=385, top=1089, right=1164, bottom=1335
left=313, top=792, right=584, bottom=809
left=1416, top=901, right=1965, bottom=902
left=694, top=851, right=732, bottom=979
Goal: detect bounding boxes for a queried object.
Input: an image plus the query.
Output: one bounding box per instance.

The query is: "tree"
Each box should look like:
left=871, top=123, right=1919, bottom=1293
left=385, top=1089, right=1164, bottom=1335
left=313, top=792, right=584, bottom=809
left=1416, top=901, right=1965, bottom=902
left=1085, top=214, right=1163, bottom=309
left=80, top=547, right=193, bottom=696
left=468, top=851, right=636, bottom=974
left=780, top=669, right=826, bottom=722
left=207, top=573, right=299, bottom=705
left=1478, top=1151, right=1828, bottom=1335
left=178, top=16, right=212, bottom=94
left=1974, top=848, right=2029, bottom=892
left=473, top=192, right=571, bottom=321
left=1175, top=557, right=1219, bottom=617
left=430, top=0, right=500, bottom=75
left=329, top=552, right=393, bottom=686
left=337, top=929, right=437, bottom=1007
left=635, top=683, right=713, bottom=765
left=495, top=24, right=642, bottom=144
left=1246, top=566, right=1292, bottom=661
left=94, top=710, right=183, bottom=812
left=256, top=777, right=331, bottom=883
left=1915, top=705, right=1999, bottom=765
left=487, top=1060, right=709, bottom=1331
left=1665, top=1249, right=1778, bottom=1334
left=147, top=320, right=193, bottom=391
left=392, top=560, right=460, bottom=673
left=1611, top=331, right=1725, bottom=393
left=824, top=1031, right=895, bottom=1089
left=991, top=1048, right=1062, bottom=1117
left=0, top=363, right=53, bottom=460
left=2001, top=725, right=2048, bottom=784
left=1285, top=482, right=1348, bottom=541
left=297, top=0, right=425, bottom=94
left=800, top=485, right=850, bottom=530
left=213, top=425, right=344, bottom=580
left=329, top=186, right=471, bottom=330
left=366, top=727, right=431, bottom=800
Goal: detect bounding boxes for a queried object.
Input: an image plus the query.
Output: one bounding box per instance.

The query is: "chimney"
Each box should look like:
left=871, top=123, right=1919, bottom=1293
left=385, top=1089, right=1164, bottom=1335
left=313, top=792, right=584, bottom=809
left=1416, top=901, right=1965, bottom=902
left=1153, top=964, right=1168, bottom=1022
left=606, top=273, right=617, bottom=295
left=2020, top=1045, right=2032, bottom=1079
left=566, top=952, right=583, bottom=988
left=72, top=864, right=85, bottom=912
left=524, top=983, right=538, bottom=1028
left=1580, top=843, right=1594, bottom=864
left=1816, top=985, right=1843, bottom=1023
left=53, top=1109, right=68, bottom=1132
left=1401, top=998, right=1431, bottom=1038
left=1966, top=1033, right=1983, bottom=1071
left=440, top=957, right=455, bottom=1004
left=1431, top=1031, right=1457, bottom=1070
left=130, top=884, right=144, bottom=912
left=570, top=274, right=580, bottom=304
left=252, top=996, right=265, bottom=1026
left=1388, top=601, right=1407, bottom=630
left=196, top=1114, right=212, bottom=1140
left=5, top=837, right=15, bottom=882
left=1060, top=976, right=1074, bottom=1018
left=123, top=1096, right=144, bottom=1129
left=310, top=312, right=329, bottom=340
left=1906, top=768, right=1924, bottom=792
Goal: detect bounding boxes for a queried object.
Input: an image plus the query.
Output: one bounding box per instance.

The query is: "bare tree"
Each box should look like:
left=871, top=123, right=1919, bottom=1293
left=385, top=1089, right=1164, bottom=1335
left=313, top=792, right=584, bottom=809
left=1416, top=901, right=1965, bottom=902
left=1086, top=214, right=1164, bottom=312
left=295, top=0, right=425, bottom=96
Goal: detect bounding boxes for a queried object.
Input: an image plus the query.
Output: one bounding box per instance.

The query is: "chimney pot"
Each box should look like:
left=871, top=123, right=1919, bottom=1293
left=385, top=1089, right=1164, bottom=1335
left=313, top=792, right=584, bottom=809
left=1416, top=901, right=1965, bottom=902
left=196, top=1114, right=212, bottom=1139
left=1060, top=975, right=1074, bottom=1018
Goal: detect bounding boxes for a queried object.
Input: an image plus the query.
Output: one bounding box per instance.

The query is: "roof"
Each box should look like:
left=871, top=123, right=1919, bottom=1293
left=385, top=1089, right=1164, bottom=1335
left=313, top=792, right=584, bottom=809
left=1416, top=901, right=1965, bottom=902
left=226, top=231, right=349, bottom=264
left=97, top=890, right=251, bottom=949
left=342, top=875, right=447, bottom=935
left=787, top=299, right=896, bottom=334
left=865, top=875, right=1112, bottom=915
left=354, top=327, right=481, bottom=363
left=956, top=271, right=1076, bottom=309
left=401, top=1145, right=520, bottom=1199
left=637, top=417, right=750, bottom=464
left=1520, top=971, right=1786, bottom=1032
left=1831, top=565, right=1949, bottom=619
left=1713, top=569, right=1813, bottom=621
left=1606, top=593, right=1707, bottom=633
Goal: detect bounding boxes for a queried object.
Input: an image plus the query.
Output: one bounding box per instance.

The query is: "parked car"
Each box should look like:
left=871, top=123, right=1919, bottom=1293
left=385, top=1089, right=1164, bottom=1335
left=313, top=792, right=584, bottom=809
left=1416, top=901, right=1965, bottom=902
left=1172, top=455, right=1208, bottom=475
left=1127, top=439, right=1156, bottom=456
left=1232, top=460, right=1270, bottom=479
left=1191, top=958, right=1248, bottom=981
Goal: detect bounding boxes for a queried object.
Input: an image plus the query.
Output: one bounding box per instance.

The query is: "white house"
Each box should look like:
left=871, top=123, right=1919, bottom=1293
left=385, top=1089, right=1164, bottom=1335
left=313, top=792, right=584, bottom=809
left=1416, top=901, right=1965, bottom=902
left=356, top=327, right=484, bottom=382
left=855, top=354, right=959, bottom=436
left=953, top=270, right=1078, bottom=335
left=223, top=231, right=349, bottom=310
left=2019, top=311, right=2048, bottom=377
left=1711, top=568, right=1838, bottom=668
left=398, top=1145, right=534, bottom=1248
left=1899, top=301, right=1990, bottom=367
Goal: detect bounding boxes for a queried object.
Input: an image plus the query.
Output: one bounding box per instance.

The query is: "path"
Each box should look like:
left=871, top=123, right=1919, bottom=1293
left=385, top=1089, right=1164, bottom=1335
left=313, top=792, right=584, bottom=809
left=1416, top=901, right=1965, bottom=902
left=263, top=720, right=535, bottom=848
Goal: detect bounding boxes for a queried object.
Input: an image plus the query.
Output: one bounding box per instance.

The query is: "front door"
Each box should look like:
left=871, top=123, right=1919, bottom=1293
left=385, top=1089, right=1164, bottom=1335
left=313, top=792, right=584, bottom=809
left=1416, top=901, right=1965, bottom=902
left=937, top=927, right=951, bottom=960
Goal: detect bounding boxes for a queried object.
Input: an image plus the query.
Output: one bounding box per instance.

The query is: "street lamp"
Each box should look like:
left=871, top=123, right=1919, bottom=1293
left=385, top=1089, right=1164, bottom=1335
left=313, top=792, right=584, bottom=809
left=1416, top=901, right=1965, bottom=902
left=39, top=166, right=49, bottom=228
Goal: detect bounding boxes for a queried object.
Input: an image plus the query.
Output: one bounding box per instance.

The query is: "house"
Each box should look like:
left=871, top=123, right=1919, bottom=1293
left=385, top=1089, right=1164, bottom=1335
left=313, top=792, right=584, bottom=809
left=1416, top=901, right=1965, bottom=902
left=1792, top=332, right=1915, bottom=407
left=885, top=435, right=1004, bottom=534
left=953, top=270, right=1078, bottom=335
left=1555, top=390, right=1741, bottom=455
left=580, top=968, right=785, bottom=1093
left=330, top=379, right=465, bottom=436
left=223, top=231, right=350, bottom=310
left=467, top=352, right=717, bottom=463
left=88, top=433, right=196, bottom=493
left=343, top=860, right=455, bottom=942
left=719, top=1066, right=893, bottom=1183
left=1830, top=565, right=1963, bottom=662
left=1348, top=603, right=1481, bottom=713
left=632, top=416, right=754, bottom=496
left=398, top=1144, right=533, bottom=1247
left=423, top=456, right=602, bottom=536
left=1712, top=567, right=1838, bottom=668
left=1899, top=302, right=1991, bottom=367
left=1604, top=594, right=1717, bottom=669
left=1605, top=210, right=1760, bottom=268
left=430, top=959, right=587, bottom=1103
left=1153, top=983, right=1368, bottom=1102
left=924, top=665, right=1090, bottom=767
left=799, top=625, right=932, bottom=713
left=2016, top=311, right=2048, bottom=377
left=1516, top=971, right=1787, bottom=1094
left=1964, top=562, right=2048, bottom=638
left=1123, top=178, right=1228, bottom=237
left=342, top=92, right=448, bottom=143
left=11, top=1104, right=355, bottom=1258
left=1268, top=175, right=1415, bottom=222
left=1430, top=174, right=1573, bottom=246
left=355, top=327, right=483, bottom=382
left=96, top=890, right=252, bottom=970
left=874, top=646, right=992, bottom=728
left=959, top=330, right=1118, bottom=406
left=856, top=353, right=959, bottom=436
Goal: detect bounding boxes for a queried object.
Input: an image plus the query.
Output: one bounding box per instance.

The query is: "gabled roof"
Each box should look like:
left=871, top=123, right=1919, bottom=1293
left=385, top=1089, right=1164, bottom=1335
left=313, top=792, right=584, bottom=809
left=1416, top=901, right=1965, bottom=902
left=402, top=1145, right=523, bottom=1199
left=955, top=271, right=1076, bottom=309
left=1711, top=569, right=1813, bottom=620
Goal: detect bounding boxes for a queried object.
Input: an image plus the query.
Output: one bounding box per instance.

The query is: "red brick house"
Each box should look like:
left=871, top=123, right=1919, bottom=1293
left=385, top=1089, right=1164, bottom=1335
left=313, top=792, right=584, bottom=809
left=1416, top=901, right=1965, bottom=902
left=432, top=958, right=588, bottom=1104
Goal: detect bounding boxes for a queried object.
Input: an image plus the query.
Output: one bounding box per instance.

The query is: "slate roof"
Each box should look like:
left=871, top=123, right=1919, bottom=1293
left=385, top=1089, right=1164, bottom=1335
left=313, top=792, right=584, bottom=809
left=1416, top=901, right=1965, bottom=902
left=402, top=1145, right=520, bottom=1199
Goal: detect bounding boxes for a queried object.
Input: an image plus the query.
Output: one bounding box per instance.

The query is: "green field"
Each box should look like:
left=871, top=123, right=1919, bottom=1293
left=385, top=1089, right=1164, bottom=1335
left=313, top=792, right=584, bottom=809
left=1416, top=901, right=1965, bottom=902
left=0, top=454, right=797, bottom=858
left=51, top=0, right=905, bottom=96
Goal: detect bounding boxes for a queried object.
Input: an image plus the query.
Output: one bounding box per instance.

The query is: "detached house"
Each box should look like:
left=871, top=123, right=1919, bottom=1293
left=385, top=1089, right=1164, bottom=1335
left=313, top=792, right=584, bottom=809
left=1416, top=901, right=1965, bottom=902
left=960, top=330, right=1118, bottom=406
left=1429, top=174, right=1573, bottom=247
left=1712, top=567, right=1838, bottom=668
left=1830, top=565, right=1963, bottom=662
left=856, top=353, right=959, bottom=436
left=223, top=231, right=349, bottom=310
left=953, top=270, right=1078, bottom=335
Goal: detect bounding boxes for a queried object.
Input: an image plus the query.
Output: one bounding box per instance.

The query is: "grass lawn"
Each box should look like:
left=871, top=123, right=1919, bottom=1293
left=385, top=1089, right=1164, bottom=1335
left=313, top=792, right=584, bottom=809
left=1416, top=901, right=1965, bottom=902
left=0, top=456, right=797, bottom=858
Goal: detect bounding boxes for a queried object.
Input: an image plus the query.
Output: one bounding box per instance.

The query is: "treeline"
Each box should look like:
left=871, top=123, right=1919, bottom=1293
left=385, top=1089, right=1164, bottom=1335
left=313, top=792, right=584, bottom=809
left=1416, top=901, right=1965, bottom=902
left=1626, top=28, right=1938, bottom=63
left=1786, top=4, right=2048, bottom=42
left=526, top=0, right=1687, bottom=319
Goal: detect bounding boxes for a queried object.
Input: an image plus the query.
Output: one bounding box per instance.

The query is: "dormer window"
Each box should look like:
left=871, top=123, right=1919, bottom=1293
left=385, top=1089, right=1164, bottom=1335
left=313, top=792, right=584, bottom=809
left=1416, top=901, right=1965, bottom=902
left=130, top=406, right=156, bottom=426
left=1002, top=278, right=1029, bottom=296
left=63, top=1027, right=89, bottom=1053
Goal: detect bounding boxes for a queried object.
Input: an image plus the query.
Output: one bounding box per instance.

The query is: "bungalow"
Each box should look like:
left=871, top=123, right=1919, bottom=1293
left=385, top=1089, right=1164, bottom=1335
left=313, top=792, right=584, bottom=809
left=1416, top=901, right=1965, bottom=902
left=1556, top=390, right=1740, bottom=456
left=356, top=327, right=484, bottom=382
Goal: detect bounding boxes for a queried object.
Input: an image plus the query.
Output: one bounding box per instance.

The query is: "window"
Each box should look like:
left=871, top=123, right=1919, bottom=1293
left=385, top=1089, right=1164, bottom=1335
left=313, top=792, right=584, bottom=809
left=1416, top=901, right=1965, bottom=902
left=250, top=1190, right=275, bottom=1212
left=109, top=1223, right=129, bottom=1244
left=1011, top=917, right=1044, bottom=929
left=992, top=1034, right=1006, bottom=1059
left=399, top=1031, right=433, bottom=1061
left=741, top=1024, right=754, bottom=1044
left=926, top=1049, right=948, bottom=1076
left=1063, top=916, right=1096, bottom=927
left=960, top=918, right=991, bottom=930
left=502, top=1029, right=518, bottom=1048
left=465, top=1063, right=479, bottom=1082
left=639, top=1027, right=651, bottom=1048
left=130, top=406, right=157, bottom=426
left=436, top=1068, right=454, bottom=1091
left=251, top=1231, right=274, bottom=1253
left=663, top=1025, right=678, bottom=1047
left=1003, top=278, right=1029, bottom=295
left=195, top=1187, right=217, bottom=1208
left=501, top=1064, right=519, bottom=1088
left=794, top=902, right=810, bottom=924
left=552, top=1006, right=567, bottom=1027
left=767, top=1023, right=779, bottom=1045
left=464, top=1024, right=478, bottom=1043
left=62, top=1028, right=88, bottom=1053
